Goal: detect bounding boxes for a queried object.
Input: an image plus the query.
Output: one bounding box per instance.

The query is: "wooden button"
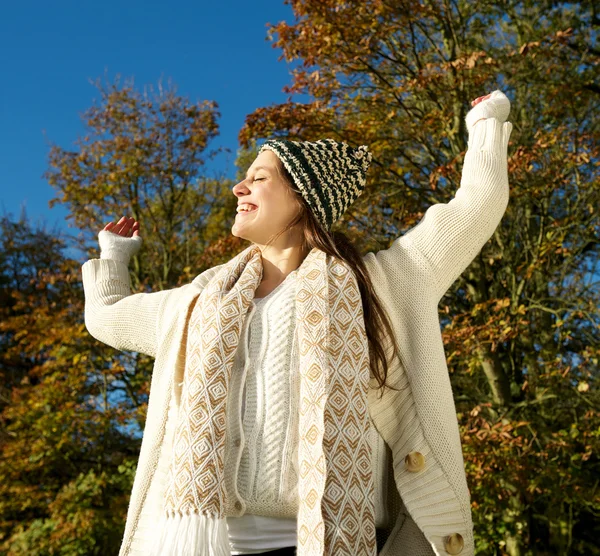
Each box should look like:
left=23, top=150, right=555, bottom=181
left=234, top=501, right=242, bottom=511
left=234, top=438, right=241, bottom=447
left=404, top=451, right=425, bottom=472
left=444, top=533, right=464, bottom=554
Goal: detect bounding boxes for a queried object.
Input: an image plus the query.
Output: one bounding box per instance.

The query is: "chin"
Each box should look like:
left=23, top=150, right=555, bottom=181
left=231, top=225, right=250, bottom=243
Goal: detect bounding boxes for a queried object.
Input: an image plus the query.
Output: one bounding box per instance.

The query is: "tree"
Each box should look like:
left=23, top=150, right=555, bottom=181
left=2, top=77, right=245, bottom=553
left=0, top=214, right=133, bottom=554
left=46, top=76, right=239, bottom=291
left=240, top=1, right=600, bottom=554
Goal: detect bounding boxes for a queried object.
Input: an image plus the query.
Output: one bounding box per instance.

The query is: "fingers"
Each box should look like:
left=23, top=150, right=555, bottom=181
left=102, top=216, right=140, bottom=237
left=471, top=93, right=492, bottom=107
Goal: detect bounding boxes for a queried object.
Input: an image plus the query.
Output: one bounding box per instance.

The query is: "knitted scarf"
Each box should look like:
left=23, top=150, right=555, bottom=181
left=151, top=244, right=376, bottom=555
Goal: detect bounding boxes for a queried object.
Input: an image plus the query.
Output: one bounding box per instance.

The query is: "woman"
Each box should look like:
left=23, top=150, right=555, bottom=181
left=82, top=90, right=513, bottom=556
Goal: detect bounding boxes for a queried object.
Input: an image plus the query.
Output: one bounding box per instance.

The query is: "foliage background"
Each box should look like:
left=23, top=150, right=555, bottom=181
left=1, top=1, right=598, bottom=554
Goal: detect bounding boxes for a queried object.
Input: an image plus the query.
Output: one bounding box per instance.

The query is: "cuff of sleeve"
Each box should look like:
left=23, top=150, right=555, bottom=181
left=467, top=117, right=512, bottom=153
left=98, top=230, right=142, bottom=265
left=82, top=258, right=132, bottom=293
left=100, top=251, right=130, bottom=265
left=465, top=90, right=510, bottom=135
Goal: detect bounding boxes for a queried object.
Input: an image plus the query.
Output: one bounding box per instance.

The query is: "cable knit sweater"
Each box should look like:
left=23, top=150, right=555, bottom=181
left=82, top=95, right=513, bottom=556
left=127, top=268, right=391, bottom=555
left=224, top=273, right=390, bottom=553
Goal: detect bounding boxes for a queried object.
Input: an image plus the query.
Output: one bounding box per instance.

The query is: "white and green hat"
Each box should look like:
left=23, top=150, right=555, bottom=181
left=258, top=138, right=372, bottom=231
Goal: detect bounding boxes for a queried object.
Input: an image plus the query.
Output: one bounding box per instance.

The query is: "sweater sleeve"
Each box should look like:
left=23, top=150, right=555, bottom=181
left=81, top=258, right=177, bottom=358
left=402, top=116, right=513, bottom=300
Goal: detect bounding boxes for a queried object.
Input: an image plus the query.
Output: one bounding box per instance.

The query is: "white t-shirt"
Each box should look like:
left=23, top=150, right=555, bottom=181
left=227, top=514, right=296, bottom=554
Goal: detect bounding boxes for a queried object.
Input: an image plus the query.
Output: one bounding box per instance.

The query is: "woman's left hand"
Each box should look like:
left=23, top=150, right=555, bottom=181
left=469, top=93, right=493, bottom=127
left=471, top=93, right=493, bottom=107
left=465, top=90, right=511, bottom=135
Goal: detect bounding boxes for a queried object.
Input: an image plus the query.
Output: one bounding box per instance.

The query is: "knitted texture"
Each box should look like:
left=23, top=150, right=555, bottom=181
left=222, top=274, right=390, bottom=552
left=230, top=274, right=301, bottom=515
left=227, top=277, right=389, bottom=530
left=465, top=90, right=510, bottom=138
left=98, top=230, right=142, bottom=265
left=295, top=249, right=375, bottom=554
left=151, top=243, right=376, bottom=555
left=82, top=102, right=513, bottom=555
left=259, top=138, right=372, bottom=231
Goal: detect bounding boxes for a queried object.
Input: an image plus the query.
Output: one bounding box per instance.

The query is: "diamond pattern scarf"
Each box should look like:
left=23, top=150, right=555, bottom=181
left=151, top=243, right=376, bottom=555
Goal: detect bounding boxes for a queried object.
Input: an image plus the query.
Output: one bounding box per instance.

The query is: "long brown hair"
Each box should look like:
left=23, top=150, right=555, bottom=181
left=263, top=159, right=403, bottom=396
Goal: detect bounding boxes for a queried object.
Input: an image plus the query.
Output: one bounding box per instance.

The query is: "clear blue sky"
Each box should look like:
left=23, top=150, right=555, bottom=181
left=0, top=0, right=301, bottom=236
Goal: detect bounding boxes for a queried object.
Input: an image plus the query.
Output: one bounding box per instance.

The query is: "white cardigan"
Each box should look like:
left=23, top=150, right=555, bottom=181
left=82, top=116, right=512, bottom=555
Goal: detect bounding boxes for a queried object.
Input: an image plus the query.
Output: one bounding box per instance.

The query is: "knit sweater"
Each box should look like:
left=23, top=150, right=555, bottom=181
left=130, top=268, right=390, bottom=554
left=224, top=271, right=391, bottom=553
left=82, top=113, right=512, bottom=555
left=229, top=269, right=389, bottom=514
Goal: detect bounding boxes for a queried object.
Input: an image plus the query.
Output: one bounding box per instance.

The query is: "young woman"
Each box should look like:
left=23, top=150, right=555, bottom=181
left=82, top=90, right=513, bottom=556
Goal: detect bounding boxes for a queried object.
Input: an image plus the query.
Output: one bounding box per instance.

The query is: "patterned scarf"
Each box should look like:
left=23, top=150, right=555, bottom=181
left=151, top=243, right=376, bottom=555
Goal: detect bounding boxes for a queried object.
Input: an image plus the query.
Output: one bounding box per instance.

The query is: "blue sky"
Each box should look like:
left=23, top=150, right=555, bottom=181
left=0, top=0, right=301, bottom=237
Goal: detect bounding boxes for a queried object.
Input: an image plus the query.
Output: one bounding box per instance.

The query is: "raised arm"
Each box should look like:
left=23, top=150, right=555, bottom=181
left=82, top=217, right=173, bottom=358
left=403, top=90, right=513, bottom=300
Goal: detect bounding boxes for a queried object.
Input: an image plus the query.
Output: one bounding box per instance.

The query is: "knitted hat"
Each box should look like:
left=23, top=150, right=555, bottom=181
left=258, top=138, right=372, bottom=231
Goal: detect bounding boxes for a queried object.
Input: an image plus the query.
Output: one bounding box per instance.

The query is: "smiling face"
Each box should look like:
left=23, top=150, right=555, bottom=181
left=231, top=150, right=304, bottom=247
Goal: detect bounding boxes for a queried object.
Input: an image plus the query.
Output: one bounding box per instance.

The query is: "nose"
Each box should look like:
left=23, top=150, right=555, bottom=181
left=232, top=179, right=250, bottom=198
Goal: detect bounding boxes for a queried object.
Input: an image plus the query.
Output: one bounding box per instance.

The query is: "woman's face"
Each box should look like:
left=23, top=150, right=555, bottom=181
left=231, top=150, right=302, bottom=246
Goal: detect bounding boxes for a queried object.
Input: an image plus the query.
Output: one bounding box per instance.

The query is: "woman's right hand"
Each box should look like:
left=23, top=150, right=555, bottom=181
left=98, top=216, right=143, bottom=264
left=103, top=216, right=140, bottom=237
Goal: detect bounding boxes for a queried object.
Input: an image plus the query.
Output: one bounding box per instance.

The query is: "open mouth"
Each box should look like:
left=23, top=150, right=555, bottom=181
left=236, top=203, right=258, bottom=215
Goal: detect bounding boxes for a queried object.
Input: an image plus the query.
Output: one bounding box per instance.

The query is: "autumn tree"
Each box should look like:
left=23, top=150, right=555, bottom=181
left=0, top=214, right=136, bottom=554
left=1, top=77, right=247, bottom=553
left=240, top=1, right=600, bottom=554
left=46, top=76, right=241, bottom=291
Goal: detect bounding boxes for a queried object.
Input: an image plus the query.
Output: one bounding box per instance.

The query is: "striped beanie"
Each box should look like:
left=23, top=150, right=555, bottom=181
left=258, top=138, right=372, bottom=231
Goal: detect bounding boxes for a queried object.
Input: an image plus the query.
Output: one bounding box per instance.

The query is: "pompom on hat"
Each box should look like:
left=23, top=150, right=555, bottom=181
left=259, top=138, right=372, bottom=231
